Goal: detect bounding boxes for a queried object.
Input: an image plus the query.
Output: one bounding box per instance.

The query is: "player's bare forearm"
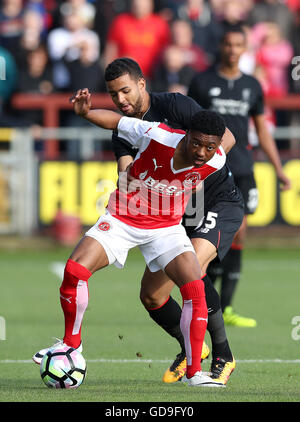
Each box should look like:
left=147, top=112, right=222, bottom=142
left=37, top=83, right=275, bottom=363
left=118, top=155, right=134, bottom=173
left=254, top=114, right=291, bottom=190
left=254, top=115, right=285, bottom=172
left=81, top=109, right=121, bottom=130
left=221, top=127, right=236, bottom=154
left=71, top=88, right=121, bottom=130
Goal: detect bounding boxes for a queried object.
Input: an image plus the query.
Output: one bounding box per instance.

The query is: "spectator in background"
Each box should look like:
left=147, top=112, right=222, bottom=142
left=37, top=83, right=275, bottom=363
left=65, top=40, right=106, bottom=92
left=170, top=19, right=209, bottom=71
left=0, top=0, right=24, bottom=54
left=0, top=46, right=18, bottom=118
left=173, top=0, right=223, bottom=61
left=14, top=7, right=47, bottom=68
left=25, top=0, right=52, bottom=33
left=93, top=0, right=130, bottom=55
left=216, top=0, right=253, bottom=33
left=58, top=0, right=96, bottom=29
left=103, top=0, right=170, bottom=79
left=255, top=21, right=294, bottom=149
left=18, top=43, right=54, bottom=97
left=255, top=22, right=293, bottom=98
left=17, top=43, right=54, bottom=154
left=150, top=44, right=196, bottom=94
left=287, top=0, right=300, bottom=12
left=248, top=0, right=294, bottom=43
left=47, top=9, right=100, bottom=63
left=54, top=12, right=105, bottom=159
left=47, top=7, right=100, bottom=90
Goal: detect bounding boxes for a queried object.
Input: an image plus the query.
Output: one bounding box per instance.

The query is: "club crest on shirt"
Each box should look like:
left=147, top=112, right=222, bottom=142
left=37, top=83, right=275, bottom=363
left=209, top=87, right=221, bottom=96
left=98, top=221, right=111, bottom=231
left=183, top=172, right=201, bottom=187
left=242, top=88, right=251, bottom=101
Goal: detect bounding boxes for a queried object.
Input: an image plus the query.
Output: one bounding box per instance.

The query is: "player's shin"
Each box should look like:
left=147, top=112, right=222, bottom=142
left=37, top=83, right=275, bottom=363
left=180, top=279, right=208, bottom=379
left=220, top=245, right=242, bottom=310
left=60, top=259, right=92, bottom=349
left=204, top=274, right=233, bottom=360
left=147, top=296, right=185, bottom=352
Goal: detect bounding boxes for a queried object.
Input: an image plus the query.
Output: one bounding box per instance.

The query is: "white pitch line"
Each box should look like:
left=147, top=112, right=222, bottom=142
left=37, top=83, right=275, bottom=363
left=49, top=260, right=300, bottom=280
left=1, top=359, right=300, bottom=364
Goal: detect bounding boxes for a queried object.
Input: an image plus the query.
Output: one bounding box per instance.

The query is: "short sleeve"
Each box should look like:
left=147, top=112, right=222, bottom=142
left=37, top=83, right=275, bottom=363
left=111, top=131, right=138, bottom=160
left=117, top=116, right=156, bottom=147
left=206, top=145, right=226, bottom=171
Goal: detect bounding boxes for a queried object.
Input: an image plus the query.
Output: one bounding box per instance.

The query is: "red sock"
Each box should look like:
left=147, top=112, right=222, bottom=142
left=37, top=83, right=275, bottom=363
left=180, top=278, right=208, bottom=378
left=59, top=259, right=92, bottom=348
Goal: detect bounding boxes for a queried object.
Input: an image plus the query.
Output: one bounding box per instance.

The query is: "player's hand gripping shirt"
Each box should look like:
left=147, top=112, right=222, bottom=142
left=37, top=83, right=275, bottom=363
left=107, top=117, right=226, bottom=229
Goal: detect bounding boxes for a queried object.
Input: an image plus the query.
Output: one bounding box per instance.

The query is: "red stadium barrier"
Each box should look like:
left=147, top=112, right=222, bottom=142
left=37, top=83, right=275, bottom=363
left=265, top=95, right=300, bottom=110
left=11, top=93, right=116, bottom=159
left=11, top=93, right=300, bottom=159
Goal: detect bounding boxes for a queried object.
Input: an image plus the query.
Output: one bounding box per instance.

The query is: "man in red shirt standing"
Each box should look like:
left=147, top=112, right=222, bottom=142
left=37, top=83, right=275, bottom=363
left=103, top=0, right=170, bottom=78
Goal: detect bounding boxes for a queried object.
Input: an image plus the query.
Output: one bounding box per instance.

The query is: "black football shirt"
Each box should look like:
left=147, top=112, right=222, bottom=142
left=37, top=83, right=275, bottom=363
left=188, top=68, right=264, bottom=176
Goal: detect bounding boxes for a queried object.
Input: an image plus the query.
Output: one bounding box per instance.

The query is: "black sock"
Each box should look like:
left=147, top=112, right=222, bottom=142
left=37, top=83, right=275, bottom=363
left=147, top=296, right=185, bottom=354
left=220, top=248, right=242, bottom=311
left=207, top=257, right=223, bottom=284
left=207, top=310, right=233, bottom=360
left=203, top=274, right=221, bottom=314
left=203, top=275, right=233, bottom=361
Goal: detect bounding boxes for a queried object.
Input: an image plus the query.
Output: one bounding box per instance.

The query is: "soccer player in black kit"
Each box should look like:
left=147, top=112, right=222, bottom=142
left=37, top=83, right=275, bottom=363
left=101, top=57, right=244, bottom=386
left=188, top=28, right=290, bottom=327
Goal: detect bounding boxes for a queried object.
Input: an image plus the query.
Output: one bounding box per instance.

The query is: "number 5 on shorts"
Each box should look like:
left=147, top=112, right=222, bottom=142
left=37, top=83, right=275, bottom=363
left=205, top=212, right=218, bottom=229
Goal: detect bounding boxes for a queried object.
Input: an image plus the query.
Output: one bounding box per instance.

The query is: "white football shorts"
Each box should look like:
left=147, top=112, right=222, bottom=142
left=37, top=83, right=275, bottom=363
left=85, top=210, right=195, bottom=272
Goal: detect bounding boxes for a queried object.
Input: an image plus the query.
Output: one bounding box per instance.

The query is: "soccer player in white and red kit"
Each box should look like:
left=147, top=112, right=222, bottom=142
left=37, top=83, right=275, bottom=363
left=34, top=89, right=226, bottom=387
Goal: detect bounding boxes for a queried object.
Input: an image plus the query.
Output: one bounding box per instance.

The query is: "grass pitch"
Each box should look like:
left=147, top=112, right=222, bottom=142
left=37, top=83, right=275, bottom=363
left=0, top=241, right=299, bottom=403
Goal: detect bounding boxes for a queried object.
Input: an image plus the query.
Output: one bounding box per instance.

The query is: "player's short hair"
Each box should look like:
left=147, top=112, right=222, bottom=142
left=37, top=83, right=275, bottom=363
left=189, top=110, right=226, bottom=138
left=105, top=58, right=144, bottom=82
left=221, top=26, right=246, bottom=43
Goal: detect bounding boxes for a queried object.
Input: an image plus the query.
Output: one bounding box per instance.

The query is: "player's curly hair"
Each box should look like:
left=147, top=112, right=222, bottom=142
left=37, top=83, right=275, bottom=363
left=189, top=110, right=226, bottom=137
left=105, top=58, right=144, bottom=82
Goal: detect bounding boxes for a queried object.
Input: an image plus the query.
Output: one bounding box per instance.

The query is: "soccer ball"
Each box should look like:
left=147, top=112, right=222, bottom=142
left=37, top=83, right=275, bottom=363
left=40, top=345, right=87, bottom=389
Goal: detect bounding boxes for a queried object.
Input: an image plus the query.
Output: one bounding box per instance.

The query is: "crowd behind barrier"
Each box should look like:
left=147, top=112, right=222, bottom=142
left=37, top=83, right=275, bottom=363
left=1, top=1, right=300, bottom=233
left=0, top=1, right=299, bottom=151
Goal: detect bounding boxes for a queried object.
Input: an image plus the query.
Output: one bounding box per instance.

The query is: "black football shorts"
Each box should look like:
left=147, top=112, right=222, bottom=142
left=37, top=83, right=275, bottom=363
left=184, top=196, right=244, bottom=261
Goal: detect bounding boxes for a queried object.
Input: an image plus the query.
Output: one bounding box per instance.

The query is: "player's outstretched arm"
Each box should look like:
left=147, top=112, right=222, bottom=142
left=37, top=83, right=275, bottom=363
left=71, top=88, right=122, bottom=130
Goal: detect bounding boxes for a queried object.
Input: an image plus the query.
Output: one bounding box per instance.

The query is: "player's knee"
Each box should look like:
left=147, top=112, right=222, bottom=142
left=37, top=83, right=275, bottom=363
left=140, top=289, right=155, bottom=308
left=139, top=289, right=165, bottom=309
left=61, top=259, right=92, bottom=289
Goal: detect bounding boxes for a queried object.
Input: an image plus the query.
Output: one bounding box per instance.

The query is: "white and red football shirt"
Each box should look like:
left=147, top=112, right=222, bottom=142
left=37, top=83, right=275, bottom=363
left=107, top=117, right=226, bottom=229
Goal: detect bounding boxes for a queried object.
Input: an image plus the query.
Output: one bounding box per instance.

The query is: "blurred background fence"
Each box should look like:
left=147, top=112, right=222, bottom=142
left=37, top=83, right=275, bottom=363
left=0, top=93, right=299, bottom=238
left=1, top=0, right=300, bottom=242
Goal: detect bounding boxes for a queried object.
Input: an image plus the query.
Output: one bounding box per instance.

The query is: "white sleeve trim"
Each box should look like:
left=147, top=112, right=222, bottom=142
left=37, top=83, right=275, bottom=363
left=117, top=116, right=155, bottom=147
left=206, top=145, right=226, bottom=169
